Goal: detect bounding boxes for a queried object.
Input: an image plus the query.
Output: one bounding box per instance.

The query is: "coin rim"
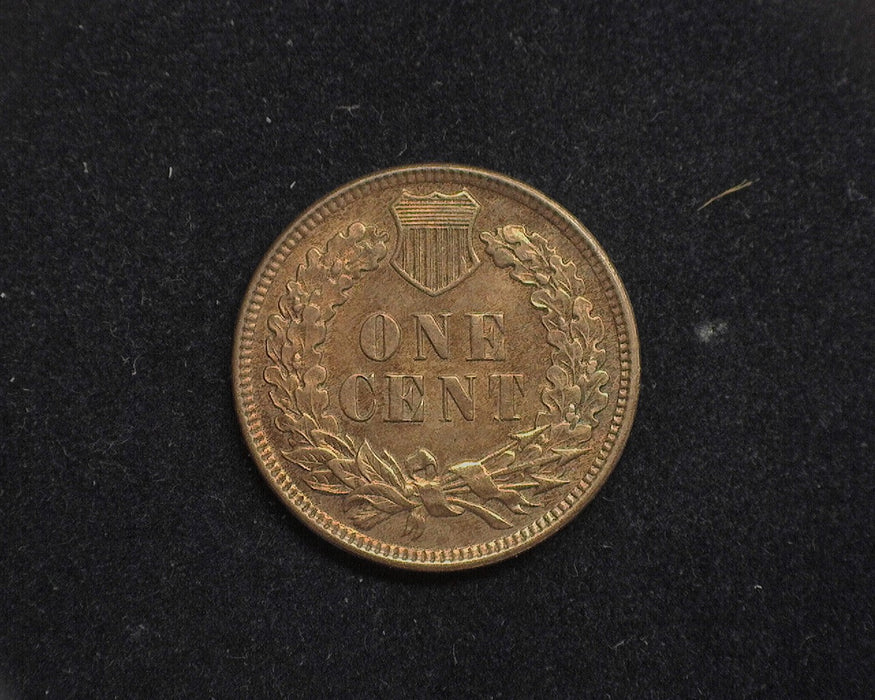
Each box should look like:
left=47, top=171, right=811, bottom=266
left=233, top=164, right=640, bottom=571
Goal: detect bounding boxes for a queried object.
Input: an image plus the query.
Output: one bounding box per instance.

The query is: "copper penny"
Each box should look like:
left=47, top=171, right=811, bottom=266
left=233, top=165, right=639, bottom=570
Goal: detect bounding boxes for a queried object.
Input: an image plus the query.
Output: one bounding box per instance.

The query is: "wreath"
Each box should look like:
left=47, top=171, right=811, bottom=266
left=263, top=222, right=609, bottom=539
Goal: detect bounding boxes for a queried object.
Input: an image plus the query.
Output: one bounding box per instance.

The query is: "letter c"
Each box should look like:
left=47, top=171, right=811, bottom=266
left=339, top=373, right=376, bottom=421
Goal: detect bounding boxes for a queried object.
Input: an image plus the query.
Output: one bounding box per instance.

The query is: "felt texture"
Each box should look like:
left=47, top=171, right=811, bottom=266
left=1, top=1, right=873, bottom=697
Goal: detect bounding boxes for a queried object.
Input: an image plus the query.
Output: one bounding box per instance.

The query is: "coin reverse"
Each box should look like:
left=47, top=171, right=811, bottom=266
left=233, top=165, right=639, bottom=570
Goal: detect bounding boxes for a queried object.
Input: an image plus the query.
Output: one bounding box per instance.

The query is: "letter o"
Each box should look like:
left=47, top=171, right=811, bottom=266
left=359, top=312, right=401, bottom=361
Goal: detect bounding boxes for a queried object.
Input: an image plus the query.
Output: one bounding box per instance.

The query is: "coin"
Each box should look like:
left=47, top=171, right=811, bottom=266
left=233, top=165, right=639, bottom=570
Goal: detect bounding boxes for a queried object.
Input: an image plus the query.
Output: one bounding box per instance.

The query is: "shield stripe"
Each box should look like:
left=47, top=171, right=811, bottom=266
left=437, top=227, right=445, bottom=290
left=419, top=228, right=426, bottom=288
left=427, top=228, right=433, bottom=289
left=455, top=229, right=461, bottom=273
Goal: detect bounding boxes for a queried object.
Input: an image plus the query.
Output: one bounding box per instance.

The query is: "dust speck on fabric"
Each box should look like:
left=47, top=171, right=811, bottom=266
left=695, top=320, right=728, bottom=343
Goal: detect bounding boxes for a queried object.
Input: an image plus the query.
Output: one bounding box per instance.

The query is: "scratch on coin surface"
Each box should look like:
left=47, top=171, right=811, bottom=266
left=697, top=179, right=754, bottom=211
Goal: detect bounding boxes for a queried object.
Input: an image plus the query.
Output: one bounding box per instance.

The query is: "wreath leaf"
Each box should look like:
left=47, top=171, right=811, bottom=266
left=348, top=504, right=393, bottom=529
left=306, top=470, right=352, bottom=495
left=447, top=498, right=513, bottom=529
left=404, top=507, right=427, bottom=539
left=344, top=483, right=413, bottom=513
left=263, top=365, right=286, bottom=388
left=269, top=389, right=296, bottom=416
left=283, top=445, right=335, bottom=472
left=355, top=440, right=407, bottom=492
left=295, top=365, right=329, bottom=422
left=325, top=458, right=360, bottom=489
left=311, top=429, right=354, bottom=457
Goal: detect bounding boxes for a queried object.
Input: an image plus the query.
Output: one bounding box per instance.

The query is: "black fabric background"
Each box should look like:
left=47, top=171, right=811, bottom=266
left=1, top=1, right=873, bottom=697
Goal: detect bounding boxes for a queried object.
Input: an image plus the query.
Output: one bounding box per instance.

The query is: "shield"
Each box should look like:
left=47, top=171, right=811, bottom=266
left=391, top=190, right=481, bottom=296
